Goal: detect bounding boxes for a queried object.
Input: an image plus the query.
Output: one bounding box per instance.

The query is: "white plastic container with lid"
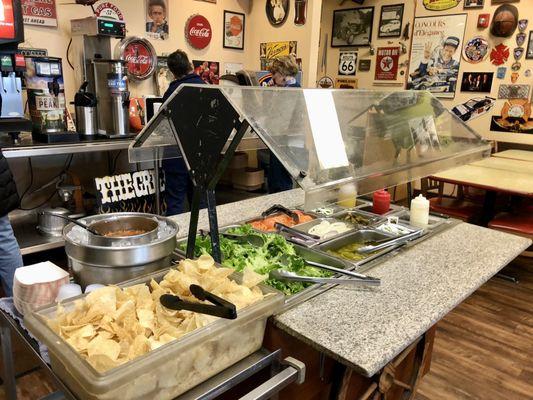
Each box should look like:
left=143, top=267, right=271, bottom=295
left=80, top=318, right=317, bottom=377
left=410, top=194, right=430, bottom=228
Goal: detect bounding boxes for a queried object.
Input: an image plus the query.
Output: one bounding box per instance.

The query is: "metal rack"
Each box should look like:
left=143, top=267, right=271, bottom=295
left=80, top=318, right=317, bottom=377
left=0, top=309, right=305, bottom=400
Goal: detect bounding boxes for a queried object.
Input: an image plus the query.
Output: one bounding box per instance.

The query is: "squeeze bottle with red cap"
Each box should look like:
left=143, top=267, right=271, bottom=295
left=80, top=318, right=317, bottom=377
left=372, top=189, right=390, bottom=215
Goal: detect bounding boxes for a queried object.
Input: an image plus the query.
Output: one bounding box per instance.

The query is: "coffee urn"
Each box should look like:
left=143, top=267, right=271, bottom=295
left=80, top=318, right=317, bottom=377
left=74, top=81, right=97, bottom=136
left=92, top=60, right=130, bottom=137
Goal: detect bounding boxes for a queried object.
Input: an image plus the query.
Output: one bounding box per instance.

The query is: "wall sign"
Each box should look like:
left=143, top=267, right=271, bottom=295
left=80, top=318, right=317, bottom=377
left=185, top=14, right=212, bottom=49
left=331, top=7, right=374, bottom=47
left=378, top=4, right=403, bottom=39
left=18, top=47, right=47, bottom=57
left=146, top=0, right=169, bottom=40
left=407, top=14, right=466, bottom=99
left=422, top=0, right=460, bottom=11
left=266, top=0, right=289, bottom=27
left=477, top=14, right=490, bottom=29
left=317, top=76, right=334, bottom=88
left=335, top=78, right=358, bottom=89
left=375, top=47, right=400, bottom=80
left=464, top=0, right=484, bottom=9
left=498, top=84, right=530, bottom=99
left=95, top=2, right=124, bottom=21
left=338, top=51, right=357, bottom=76
left=21, top=0, right=58, bottom=27
left=95, top=170, right=166, bottom=214
left=463, top=37, right=489, bottom=63
left=116, top=37, right=157, bottom=81
left=491, top=99, right=533, bottom=134
left=193, top=60, right=220, bottom=84
left=259, top=41, right=297, bottom=70
left=460, top=72, right=493, bottom=93
left=359, top=59, right=371, bottom=71
left=527, top=32, right=533, bottom=60
left=490, top=43, right=510, bottom=65
left=223, top=10, right=245, bottom=50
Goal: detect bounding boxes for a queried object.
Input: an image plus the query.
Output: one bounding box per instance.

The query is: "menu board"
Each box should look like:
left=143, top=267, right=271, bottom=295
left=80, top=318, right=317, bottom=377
left=0, top=0, right=15, bottom=39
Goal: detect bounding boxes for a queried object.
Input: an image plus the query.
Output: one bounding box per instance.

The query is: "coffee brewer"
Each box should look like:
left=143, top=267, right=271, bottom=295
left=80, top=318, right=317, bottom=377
left=0, top=0, right=31, bottom=141
left=70, top=16, right=130, bottom=137
left=92, top=59, right=130, bottom=137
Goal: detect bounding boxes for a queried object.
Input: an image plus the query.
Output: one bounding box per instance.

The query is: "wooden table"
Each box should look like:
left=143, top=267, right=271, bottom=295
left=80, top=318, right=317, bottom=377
left=492, top=150, right=533, bottom=163
left=431, top=156, right=533, bottom=225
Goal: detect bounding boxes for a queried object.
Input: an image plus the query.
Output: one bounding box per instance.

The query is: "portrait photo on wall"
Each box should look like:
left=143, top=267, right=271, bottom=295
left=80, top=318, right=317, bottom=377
left=145, top=0, right=169, bottom=40
left=460, top=72, right=494, bottom=93
left=464, top=0, right=484, bottom=8
left=378, top=4, right=404, bottom=38
left=266, top=0, right=289, bottom=26
left=331, top=7, right=374, bottom=47
left=193, top=60, right=220, bottom=85
left=223, top=11, right=245, bottom=49
left=407, top=14, right=467, bottom=98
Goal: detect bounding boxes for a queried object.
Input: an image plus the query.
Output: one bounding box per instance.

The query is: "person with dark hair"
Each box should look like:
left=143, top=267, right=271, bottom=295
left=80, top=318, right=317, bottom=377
left=162, top=50, right=205, bottom=216
left=0, top=153, right=23, bottom=296
left=146, top=0, right=169, bottom=40
left=266, top=55, right=300, bottom=193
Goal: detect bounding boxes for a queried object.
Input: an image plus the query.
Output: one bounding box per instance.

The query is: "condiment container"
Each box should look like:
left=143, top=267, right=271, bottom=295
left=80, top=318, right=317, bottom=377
left=410, top=194, right=430, bottom=228
left=372, top=190, right=390, bottom=215
left=337, top=183, right=357, bottom=208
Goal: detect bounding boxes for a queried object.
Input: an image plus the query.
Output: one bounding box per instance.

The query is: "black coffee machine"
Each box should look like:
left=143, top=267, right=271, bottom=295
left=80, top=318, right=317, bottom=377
left=0, top=0, right=31, bottom=142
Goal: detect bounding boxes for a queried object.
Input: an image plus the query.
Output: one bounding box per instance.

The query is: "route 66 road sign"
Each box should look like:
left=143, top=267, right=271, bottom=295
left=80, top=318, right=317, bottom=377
left=339, top=52, right=357, bottom=76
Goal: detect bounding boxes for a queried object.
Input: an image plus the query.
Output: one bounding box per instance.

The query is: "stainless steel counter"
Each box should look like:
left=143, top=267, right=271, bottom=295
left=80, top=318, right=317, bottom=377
left=0, top=133, right=132, bottom=159
left=1, top=133, right=267, bottom=159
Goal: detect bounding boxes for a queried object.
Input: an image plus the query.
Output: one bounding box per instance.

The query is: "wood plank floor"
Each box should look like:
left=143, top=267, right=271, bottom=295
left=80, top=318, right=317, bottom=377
left=416, top=256, right=533, bottom=400
left=1, top=257, right=531, bottom=400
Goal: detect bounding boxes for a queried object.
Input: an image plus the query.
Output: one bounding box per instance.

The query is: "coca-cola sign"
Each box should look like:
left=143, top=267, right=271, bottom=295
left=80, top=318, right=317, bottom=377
left=185, top=14, right=212, bottom=50
left=115, top=37, right=157, bottom=81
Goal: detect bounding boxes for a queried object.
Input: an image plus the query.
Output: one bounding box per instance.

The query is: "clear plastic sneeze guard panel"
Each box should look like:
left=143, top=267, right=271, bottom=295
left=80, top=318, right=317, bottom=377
left=130, top=86, right=491, bottom=206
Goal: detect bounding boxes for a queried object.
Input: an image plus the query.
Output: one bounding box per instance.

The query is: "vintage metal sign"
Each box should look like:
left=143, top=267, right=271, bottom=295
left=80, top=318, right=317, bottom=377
left=21, top=0, right=57, bottom=27
left=375, top=47, right=400, bottom=80
left=423, top=0, right=460, bottom=11
left=95, top=2, right=124, bottom=21
left=338, top=52, right=357, bottom=76
left=116, top=37, right=157, bottom=81
left=185, top=14, right=212, bottom=50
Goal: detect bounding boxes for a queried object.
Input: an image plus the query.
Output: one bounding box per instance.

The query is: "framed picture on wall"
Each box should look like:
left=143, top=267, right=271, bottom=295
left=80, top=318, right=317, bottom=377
left=407, top=14, right=467, bottom=98
left=527, top=31, right=533, bottom=59
left=464, top=0, right=484, bottom=8
left=331, top=7, right=374, bottom=47
left=378, top=4, right=403, bottom=38
left=223, top=11, right=245, bottom=50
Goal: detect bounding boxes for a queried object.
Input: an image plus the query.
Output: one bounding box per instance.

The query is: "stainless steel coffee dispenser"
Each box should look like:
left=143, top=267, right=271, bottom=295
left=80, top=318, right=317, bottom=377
left=92, top=59, right=130, bottom=137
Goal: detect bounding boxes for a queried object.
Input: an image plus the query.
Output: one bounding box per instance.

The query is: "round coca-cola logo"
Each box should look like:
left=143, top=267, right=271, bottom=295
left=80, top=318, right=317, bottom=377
left=185, top=15, right=212, bottom=50
left=115, top=37, right=157, bottom=81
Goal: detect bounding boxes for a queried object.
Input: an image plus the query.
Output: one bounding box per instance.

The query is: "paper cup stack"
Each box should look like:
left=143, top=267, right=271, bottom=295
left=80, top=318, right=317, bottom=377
left=13, top=262, right=70, bottom=316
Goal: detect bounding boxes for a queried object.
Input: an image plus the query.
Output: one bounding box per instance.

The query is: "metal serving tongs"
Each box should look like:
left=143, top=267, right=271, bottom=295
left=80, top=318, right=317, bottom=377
left=200, top=229, right=265, bottom=247
left=357, top=229, right=425, bottom=254
left=273, top=254, right=381, bottom=286
left=270, top=270, right=381, bottom=287
left=274, top=222, right=320, bottom=247
left=160, top=284, right=237, bottom=319
left=261, top=204, right=300, bottom=223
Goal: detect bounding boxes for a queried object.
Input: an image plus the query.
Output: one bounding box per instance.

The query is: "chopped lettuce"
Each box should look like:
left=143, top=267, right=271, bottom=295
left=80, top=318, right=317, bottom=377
left=180, top=224, right=331, bottom=295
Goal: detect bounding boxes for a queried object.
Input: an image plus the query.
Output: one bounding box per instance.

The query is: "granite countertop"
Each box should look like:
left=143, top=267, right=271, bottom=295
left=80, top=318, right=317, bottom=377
left=169, top=190, right=531, bottom=378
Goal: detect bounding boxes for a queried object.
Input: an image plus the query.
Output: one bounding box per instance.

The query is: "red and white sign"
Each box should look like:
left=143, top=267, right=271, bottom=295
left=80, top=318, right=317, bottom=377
left=375, top=47, right=400, bottom=81
left=117, top=37, right=157, bottom=81
left=0, top=0, right=16, bottom=38
left=21, top=0, right=57, bottom=28
left=185, top=14, right=212, bottom=50
left=95, top=2, right=124, bottom=21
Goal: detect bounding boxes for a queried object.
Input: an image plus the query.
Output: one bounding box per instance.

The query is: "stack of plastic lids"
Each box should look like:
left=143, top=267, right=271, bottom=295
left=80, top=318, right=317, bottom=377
left=13, top=262, right=69, bottom=315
